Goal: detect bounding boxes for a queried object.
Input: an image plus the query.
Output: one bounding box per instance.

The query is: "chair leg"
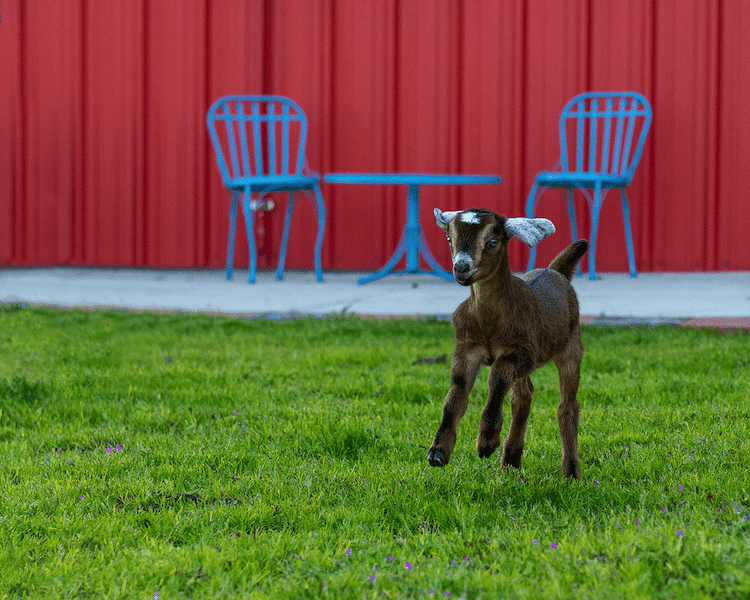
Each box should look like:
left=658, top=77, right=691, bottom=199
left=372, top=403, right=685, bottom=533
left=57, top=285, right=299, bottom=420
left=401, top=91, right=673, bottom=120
left=240, top=188, right=257, bottom=284
left=620, top=188, right=637, bottom=277
left=566, top=188, right=582, bottom=277
left=588, top=184, right=603, bottom=281
left=566, top=188, right=579, bottom=240
left=276, top=185, right=325, bottom=282
left=276, top=192, right=296, bottom=281
left=525, top=183, right=541, bottom=272
left=312, top=182, right=325, bottom=282
left=226, top=191, right=239, bottom=281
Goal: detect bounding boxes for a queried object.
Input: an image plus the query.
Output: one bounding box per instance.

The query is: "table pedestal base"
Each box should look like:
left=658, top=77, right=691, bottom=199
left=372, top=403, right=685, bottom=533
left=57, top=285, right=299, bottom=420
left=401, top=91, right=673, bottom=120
left=358, top=225, right=453, bottom=285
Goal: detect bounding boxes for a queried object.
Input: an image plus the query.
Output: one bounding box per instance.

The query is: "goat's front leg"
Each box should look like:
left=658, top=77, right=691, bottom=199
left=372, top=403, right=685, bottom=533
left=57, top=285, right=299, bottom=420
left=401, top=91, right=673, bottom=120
left=428, top=348, right=481, bottom=467
left=501, top=375, right=533, bottom=469
left=477, top=360, right=514, bottom=458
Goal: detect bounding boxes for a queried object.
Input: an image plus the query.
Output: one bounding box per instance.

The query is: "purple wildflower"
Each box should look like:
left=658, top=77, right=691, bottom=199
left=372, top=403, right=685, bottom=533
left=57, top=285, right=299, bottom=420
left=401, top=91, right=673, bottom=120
left=679, top=484, right=684, bottom=491
left=115, top=445, right=122, bottom=452
left=406, top=562, right=412, bottom=570
left=663, top=508, right=668, bottom=513
left=551, top=542, right=558, bottom=549
left=636, top=520, right=641, bottom=525
left=464, top=556, right=469, bottom=562
left=388, top=556, right=393, bottom=562
left=369, top=574, right=374, bottom=583
left=345, top=548, right=352, bottom=556
left=678, top=531, right=684, bottom=537
left=106, top=448, right=113, bottom=454
left=593, top=479, right=599, bottom=484
left=66, top=461, right=72, bottom=465
left=532, top=540, right=538, bottom=545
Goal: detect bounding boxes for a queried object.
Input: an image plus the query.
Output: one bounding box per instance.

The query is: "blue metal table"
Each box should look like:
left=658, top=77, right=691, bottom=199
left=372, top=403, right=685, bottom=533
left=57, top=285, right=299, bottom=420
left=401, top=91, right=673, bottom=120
left=324, top=173, right=502, bottom=284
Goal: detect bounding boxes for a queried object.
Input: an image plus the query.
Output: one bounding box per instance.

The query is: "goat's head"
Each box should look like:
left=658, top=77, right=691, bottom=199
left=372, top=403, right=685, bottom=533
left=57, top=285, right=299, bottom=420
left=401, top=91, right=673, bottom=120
left=434, top=208, right=555, bottom=285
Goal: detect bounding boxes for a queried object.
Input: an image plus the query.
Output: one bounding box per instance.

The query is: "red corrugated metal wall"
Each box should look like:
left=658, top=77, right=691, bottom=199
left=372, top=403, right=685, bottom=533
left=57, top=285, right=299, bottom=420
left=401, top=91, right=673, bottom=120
left=2, top=0, right=749, bottom=273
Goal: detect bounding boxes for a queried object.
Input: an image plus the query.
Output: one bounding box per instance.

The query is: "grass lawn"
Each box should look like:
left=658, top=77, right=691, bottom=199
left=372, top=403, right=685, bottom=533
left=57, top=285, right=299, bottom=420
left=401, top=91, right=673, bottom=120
left=1, top=305, right=749, bottom=599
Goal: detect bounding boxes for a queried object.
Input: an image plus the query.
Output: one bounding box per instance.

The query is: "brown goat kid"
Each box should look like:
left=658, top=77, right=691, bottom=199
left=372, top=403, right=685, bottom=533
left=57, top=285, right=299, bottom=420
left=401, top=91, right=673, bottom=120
left=428, top=207, right=588, bottom=479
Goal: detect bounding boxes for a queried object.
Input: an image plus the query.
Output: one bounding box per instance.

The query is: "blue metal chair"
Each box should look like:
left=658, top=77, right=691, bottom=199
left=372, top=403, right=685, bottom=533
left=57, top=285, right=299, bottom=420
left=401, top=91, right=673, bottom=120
left=526, top=92, right=652, bottom=280
left=207, top=95, right=325, bottom=283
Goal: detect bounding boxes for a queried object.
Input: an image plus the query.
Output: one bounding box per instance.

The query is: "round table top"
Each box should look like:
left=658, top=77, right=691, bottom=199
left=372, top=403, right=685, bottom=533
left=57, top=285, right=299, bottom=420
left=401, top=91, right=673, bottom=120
left=324, top=172, right=502, bottom=186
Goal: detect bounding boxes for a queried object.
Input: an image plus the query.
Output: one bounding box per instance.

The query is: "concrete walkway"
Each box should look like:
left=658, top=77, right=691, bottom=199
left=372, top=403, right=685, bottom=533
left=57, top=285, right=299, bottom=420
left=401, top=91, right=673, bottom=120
left=2, top=267, right=749, bottom=328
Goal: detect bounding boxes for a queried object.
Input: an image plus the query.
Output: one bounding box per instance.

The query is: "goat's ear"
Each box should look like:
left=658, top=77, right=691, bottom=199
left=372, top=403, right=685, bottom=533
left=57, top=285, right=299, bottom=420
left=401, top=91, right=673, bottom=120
left=504, top=217, right=556, bottom=247
left=434, top=208, right=458, bottom=232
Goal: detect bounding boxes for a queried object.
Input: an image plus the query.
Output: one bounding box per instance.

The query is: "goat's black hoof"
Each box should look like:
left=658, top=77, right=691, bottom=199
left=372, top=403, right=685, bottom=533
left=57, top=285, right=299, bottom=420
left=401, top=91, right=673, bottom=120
left=562, top=459, right=581, bottom=480
left=428, top=449, right=447, bottom=467
left=477, top=446, right=496, bottom=459
left=500, top=449, right=523, bottom=470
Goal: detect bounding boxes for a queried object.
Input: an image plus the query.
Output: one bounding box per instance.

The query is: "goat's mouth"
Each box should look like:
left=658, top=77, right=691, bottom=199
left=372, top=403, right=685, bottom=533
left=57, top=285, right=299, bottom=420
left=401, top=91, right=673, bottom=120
left=453, top=269, right=478, bottom=286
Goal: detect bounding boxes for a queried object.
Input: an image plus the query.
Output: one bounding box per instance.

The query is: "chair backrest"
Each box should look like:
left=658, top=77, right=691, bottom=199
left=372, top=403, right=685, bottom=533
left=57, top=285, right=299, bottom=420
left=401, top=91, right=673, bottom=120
left=207, top=95, right=310, bottom=186
left=558, top=92, right=652, bottom=183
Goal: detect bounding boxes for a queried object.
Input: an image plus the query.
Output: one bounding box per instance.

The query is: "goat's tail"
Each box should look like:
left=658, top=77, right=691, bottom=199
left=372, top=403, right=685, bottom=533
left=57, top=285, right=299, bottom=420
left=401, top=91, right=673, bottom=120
left=548, top=240, right=589, bottom=281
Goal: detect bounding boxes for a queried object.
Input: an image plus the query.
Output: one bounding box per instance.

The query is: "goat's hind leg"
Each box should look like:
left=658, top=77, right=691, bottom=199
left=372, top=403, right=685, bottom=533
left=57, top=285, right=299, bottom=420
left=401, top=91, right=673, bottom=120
left=428, top=351, right=481, bottom=467
left=555, top=335, right=583, bottom=479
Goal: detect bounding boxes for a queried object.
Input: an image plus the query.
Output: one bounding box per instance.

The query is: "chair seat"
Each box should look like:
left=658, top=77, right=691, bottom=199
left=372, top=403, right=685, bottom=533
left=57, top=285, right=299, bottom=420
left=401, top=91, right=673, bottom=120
left=535, top=171, right=629, bottom=188
left=226, top=175, right=320, bottom=193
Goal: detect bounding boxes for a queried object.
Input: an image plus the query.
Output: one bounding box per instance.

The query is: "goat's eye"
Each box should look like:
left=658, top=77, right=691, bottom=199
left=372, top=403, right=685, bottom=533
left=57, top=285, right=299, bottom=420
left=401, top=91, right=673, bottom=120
left=485, top=238, right=498, bottom=250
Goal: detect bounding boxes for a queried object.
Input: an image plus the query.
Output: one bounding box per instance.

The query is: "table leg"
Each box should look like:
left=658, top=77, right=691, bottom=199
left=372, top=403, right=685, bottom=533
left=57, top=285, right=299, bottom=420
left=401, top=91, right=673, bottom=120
left=417, top=229, right=453, bottom=281
left=406, top=184, right=452, bottom=280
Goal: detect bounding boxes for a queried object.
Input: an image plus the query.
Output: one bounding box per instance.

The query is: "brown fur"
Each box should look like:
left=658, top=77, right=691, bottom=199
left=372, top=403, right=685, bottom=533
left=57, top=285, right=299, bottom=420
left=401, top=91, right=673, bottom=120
left=428, top=208, right=588, bottom=479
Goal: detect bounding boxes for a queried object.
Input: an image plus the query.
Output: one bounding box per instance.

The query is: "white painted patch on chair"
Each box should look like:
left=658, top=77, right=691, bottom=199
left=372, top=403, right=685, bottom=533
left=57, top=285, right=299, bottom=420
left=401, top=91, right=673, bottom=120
left=460, top=211, right=481, bottom=224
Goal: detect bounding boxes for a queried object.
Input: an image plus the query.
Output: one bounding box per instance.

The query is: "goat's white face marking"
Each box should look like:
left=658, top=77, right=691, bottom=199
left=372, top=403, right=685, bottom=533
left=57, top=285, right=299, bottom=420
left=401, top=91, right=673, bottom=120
left=453, top=251, right=473, bottom=268
left=460, top=211, right=481, bottom=225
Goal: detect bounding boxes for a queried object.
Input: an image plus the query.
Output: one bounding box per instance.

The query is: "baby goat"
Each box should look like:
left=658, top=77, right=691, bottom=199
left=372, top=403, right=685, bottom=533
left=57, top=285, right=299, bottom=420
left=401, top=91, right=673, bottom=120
left=428, top=208, right=588, bottom=479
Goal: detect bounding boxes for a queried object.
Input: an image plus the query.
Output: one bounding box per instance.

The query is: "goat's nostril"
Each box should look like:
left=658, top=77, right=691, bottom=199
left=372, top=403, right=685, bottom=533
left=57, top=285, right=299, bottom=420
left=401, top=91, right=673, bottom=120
left=454, top=262, right=470, bottom=275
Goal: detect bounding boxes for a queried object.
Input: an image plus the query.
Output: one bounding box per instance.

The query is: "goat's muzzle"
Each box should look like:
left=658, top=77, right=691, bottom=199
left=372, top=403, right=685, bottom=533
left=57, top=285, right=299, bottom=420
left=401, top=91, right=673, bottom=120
left=452, top=258, right=476, bottom=285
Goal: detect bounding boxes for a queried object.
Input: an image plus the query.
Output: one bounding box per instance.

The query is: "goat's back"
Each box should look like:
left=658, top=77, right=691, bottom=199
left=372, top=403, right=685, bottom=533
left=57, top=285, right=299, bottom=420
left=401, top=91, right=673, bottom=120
left=522, top=267, right=581, bottom=361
